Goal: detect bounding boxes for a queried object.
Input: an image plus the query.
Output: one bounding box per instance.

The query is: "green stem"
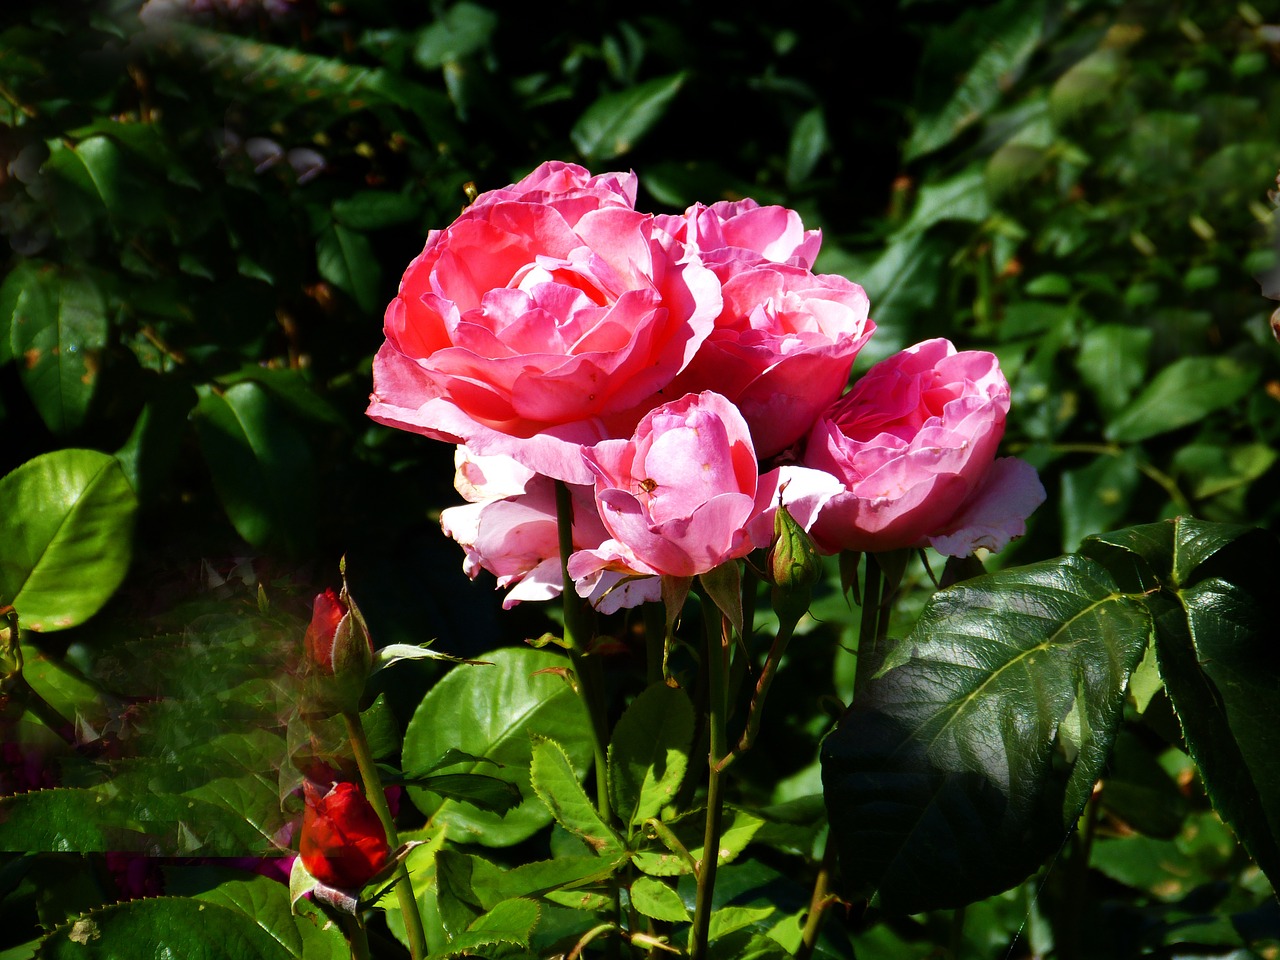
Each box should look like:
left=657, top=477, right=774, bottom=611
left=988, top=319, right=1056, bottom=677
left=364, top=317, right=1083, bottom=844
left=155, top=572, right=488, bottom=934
left=642, top=602, right=665, bottom=688
left=338, top=911, right=372, bottom=960
left=343, top=711, right=427, bottom=960
left=795, top=833, right=838, bottom=960
left=555, top=480, right=613, bottom=825
left=689, top=603, right=729, bottom=960
left=948, top=904, right=967, bottom=959
left=853, top=556, right=881, bottom=698
left=720, top=613, right=797, bottom=772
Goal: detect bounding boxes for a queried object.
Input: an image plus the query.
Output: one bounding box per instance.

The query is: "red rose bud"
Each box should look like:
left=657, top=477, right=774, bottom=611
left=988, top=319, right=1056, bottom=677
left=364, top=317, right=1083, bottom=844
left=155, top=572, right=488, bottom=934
left=304, top=587, right=373, bottom=713
left=300, top=781, right=390, bottom=890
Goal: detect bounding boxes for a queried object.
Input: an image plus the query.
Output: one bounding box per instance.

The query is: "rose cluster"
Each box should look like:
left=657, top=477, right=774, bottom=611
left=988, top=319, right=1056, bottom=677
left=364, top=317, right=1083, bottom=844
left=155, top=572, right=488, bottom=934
left=368, top=162, right=1044, bottom=609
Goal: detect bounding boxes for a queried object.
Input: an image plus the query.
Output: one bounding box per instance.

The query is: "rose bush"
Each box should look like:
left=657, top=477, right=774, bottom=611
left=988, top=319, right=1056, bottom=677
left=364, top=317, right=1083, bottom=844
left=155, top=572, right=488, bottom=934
left=803, top=338, right=1045, bottom=555
left=367, top=161, right=722, bottom=484
left=299, top=780, right=390, bottom=890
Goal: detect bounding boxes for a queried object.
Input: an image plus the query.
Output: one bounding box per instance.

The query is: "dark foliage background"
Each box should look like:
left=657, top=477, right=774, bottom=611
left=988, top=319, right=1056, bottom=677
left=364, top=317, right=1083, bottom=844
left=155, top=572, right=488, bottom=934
left=1, top=0, right=1278, bottom=956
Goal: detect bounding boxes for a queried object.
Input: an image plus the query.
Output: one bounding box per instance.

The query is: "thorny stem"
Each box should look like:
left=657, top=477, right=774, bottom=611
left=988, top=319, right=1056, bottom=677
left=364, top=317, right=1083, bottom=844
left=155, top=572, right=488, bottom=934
left=343, top=711, right=426, bottom=960
left=689, top=602, right=730, bottom=960
left=555, top=480, right=613, bottom=826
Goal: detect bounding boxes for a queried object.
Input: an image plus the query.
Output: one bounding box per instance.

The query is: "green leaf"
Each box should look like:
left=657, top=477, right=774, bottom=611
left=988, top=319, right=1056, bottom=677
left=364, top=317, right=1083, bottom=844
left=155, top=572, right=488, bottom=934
left=786, top=107, right=827, bottom=189
left=178, top=871, right=347, bottom=960
left=1075, top=323, right=1152, bottom=416
left=1059, top=452, right=1140, bottom=552
left=36, top=897, right=291, bottom=959
left=4, top=263, right=107, bottom=435
left=413, top=773, right=522, bottom=815
left=316, top=224, right=380, bottom=314
left=0, top=450, right=136, bottom=631
left=531, top=738, right=623, bottom=855
left=0, top=789, right=117, bottom=852
left=414, top=2, right=498, bottom=69
left=632, top=806, right=763, bottom=877
left=608, top=683, right=694, bottom=834
left=1083, top=519, right=1280, bottom=888
left=897, top=165, right=990, bottom=239
left=708, top=905, right=775, bottom=942
left=571, top=72, right=686, bottom=162
left=629, top=876, right=689, bottom=923
left=401, top=647, right=593, bottom=847
left=904, top=0, right=1045, bottom=160
left=191, top=382, right=317, bottom=554
left=1105, top=356, right=1259, bottom=443
left=822, top=554, right=1152, bottom=913
left=429, top=897, right=540, bottom=960
left=332, top=190, right=422, bottom=231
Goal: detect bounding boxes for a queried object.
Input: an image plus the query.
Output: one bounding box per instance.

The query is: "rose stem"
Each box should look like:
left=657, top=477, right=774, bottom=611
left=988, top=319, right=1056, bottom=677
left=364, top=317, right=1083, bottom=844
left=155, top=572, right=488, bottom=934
left=554, top=480, right=613, bottom=824
left=343, top=710, right=427, bottom=960
left=689, top=600, right=730, bottom=960
left=717, top=607, right=798, bottom=772
left=795, top=834, right=839, bottom=960
left=337, top=911, right=372, bottom=960
left=642, top=602, right=665, bottom=688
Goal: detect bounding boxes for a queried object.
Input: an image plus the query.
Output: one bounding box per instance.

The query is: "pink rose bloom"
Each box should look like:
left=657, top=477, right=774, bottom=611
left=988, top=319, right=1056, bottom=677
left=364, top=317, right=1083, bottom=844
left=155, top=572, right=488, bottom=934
left=804, top=339, right=1045, bottom=556
left=368, top=161, right=722, bottom=484
left=657, top=198, right=822, bottom=269
left=666, top=262, right=874, bottom=458
left=440, top=451, right=609, bottom=609
left=570, top=391, right=788, bottom=581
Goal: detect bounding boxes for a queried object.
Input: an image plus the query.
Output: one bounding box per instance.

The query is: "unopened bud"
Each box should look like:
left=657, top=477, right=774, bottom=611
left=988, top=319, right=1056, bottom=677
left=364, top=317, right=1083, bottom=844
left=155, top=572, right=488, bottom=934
left=304, top=585, right=373, bottom=714
left=767, top=500, right=822, bottom=627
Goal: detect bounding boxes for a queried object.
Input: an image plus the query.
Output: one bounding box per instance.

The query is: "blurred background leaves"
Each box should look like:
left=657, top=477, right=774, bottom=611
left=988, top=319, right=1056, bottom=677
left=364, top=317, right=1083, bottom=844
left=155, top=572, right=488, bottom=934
left=1, top=0, right=1278, bottom=954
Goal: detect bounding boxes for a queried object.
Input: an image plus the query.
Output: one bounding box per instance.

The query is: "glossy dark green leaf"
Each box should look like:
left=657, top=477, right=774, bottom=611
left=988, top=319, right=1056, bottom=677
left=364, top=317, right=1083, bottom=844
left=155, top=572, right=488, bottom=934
left=0, top=450, right=136, bottom=631
left=401, top=648, right=592, bottom=847
left=571, top=72, right=685, bottom=162
left=316, top=224, right=380, bottom=314
left=36, top=898, right=291, bottom=959
left=904, top=0, right=1045, bottom=160
left=822, top=554, right=1151, bottom=913
left=4, top=262, right=107, bottom=435
left=608, top=682, right=694, bottom=835
left=191, top=382, right=317, bottom=554
left=1083, top=519, right=1280, bottom=888
left=1105, top=356, right=1259, bottom=442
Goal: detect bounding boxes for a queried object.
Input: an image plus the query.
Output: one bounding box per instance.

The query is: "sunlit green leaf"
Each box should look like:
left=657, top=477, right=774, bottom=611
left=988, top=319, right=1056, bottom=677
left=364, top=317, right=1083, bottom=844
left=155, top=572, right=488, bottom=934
left=1106, top=356, right=1258, bottom=443
left=401, top=648, right=592, bottom=847
left=0, top=449, right=136, bottom=631
left=608, top=683, right=694, bottom=834
left=571, top=72, right=685, bottom=162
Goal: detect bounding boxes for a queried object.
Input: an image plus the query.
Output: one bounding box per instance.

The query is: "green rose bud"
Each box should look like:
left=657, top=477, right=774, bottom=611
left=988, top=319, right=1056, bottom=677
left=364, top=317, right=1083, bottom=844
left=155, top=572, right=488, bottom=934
left=767, top=499, right=823, bottom=628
